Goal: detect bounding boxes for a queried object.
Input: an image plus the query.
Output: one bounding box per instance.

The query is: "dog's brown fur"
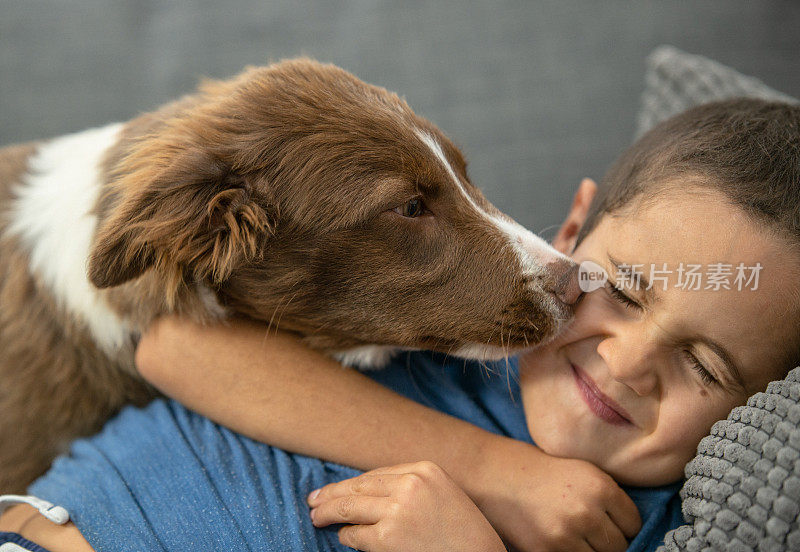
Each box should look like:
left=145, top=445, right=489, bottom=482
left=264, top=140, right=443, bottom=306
left=0, top=144, right=154, bottom=492
left=0, top=59, right=572, bottom=493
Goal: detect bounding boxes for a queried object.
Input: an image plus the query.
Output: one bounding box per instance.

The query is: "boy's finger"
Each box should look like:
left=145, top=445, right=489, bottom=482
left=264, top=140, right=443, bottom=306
left=607, top=490, right=642, bottom=539
left=586, top=515, right=628, bottom=552
left=308, top=473, right=404, bottom=506
left=338, top=524, right=373, bottom=551
left=310, top=495, right=389, bottom=527
left=572, top=540, right=595, bottom=552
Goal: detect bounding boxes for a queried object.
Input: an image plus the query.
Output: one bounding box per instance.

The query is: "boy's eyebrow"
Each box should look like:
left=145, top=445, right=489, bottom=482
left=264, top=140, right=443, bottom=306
left=607, top=255, right=659, bottom=305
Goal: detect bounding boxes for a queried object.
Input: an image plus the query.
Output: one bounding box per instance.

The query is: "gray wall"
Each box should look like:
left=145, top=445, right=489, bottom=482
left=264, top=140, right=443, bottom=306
left=2, top=1, right=799, bottom=236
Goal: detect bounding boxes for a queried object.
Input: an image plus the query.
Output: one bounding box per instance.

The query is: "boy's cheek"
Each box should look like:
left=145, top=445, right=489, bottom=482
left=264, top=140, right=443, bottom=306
left=641, top=399, right=733, bottom=459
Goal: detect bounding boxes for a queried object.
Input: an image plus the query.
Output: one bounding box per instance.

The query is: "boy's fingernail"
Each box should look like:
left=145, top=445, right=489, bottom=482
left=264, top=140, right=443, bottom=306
left=308, top=489, right=320, bottom=503
left=309, top=507, right=317, bottom=523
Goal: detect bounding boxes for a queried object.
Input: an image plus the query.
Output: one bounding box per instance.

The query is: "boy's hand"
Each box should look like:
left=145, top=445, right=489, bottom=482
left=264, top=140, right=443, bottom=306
left=307, top=461, right=506, bottom=552
left=471, top=438, right=642, bottom=552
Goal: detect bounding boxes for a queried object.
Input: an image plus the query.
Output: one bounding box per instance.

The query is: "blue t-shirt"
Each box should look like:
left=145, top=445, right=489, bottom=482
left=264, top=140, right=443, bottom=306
left=30, top=352, right=683, bottom=551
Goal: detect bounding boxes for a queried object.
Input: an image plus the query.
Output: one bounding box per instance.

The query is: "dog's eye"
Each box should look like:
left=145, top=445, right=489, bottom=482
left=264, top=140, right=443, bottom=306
left=393, top=198, right=427, bottom=218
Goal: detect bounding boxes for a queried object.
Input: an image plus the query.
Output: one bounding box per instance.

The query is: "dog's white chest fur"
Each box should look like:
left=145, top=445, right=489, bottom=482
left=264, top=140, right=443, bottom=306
left=6, top=123, right=132, bottom=353
left=333, top=345, right=404, bottom=369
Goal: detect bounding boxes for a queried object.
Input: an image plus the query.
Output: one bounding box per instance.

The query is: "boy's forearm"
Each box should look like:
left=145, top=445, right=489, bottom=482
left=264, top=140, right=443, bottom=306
left=135, top=315, right=514, bottom=501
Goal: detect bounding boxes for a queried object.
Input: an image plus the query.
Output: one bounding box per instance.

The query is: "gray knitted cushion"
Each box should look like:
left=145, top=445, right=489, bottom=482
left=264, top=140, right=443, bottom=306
left=636, top=45, right=797, bottom=139
left=636, top=47, right=800, bottom=551
left=659, top=370, right=800, bottom=551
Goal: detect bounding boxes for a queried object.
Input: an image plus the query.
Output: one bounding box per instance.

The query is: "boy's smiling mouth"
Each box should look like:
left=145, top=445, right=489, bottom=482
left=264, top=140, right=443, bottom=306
left=571, top=363, right=635, bottom=427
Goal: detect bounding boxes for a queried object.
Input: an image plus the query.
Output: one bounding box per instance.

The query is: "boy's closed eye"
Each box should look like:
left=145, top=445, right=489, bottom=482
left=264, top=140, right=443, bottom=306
left=605, top=280, right=642, bottom=312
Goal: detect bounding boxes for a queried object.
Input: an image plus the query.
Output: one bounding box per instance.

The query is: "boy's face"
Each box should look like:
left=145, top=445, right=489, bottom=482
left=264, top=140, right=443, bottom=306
left=519, top=184, right=800, bottom=486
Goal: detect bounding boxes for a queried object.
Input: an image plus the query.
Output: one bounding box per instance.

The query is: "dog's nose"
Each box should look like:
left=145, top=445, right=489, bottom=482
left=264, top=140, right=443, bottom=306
left=545, top=259, right=583, bottom=306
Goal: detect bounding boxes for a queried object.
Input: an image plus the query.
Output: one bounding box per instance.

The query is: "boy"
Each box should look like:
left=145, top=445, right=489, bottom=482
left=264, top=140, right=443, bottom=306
left=2, top=98, right=799, bottom=552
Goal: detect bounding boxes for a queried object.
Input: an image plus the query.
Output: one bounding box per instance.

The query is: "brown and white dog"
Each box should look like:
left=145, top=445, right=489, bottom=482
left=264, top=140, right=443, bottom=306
left=0, top=58, right=580, bottom=493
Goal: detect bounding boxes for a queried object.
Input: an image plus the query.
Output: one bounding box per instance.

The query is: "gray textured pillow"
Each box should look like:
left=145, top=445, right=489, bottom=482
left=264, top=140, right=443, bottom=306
left=635, top=47, right=800, bottom=552
left=636, top=45, right=797, bottom=139
left=662, top=370, right=800, bottom=551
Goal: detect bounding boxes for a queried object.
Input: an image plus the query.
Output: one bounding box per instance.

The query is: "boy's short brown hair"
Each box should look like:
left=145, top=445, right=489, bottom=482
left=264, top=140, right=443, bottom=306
left=575, top=98, right=800, bottom=250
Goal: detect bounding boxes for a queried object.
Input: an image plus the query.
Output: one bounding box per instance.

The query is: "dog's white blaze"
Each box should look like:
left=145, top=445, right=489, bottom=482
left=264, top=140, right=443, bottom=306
left=414, top=130, right=568, bottom=276
left=415, top=130, right=483, bottom=212
left=492, top=216, right=567, bottom=277
left=7, top=123, right=132, bottom=353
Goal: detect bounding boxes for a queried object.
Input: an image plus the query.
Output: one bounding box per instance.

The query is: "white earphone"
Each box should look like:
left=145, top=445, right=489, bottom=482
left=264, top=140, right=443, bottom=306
left=0, top=494, right=70, bottom=525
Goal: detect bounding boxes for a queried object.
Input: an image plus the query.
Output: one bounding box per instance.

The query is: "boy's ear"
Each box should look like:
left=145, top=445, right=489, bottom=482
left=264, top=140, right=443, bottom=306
left=88, top=148, right=276, bottom=290
left=552, top=178, right=597, bottom=255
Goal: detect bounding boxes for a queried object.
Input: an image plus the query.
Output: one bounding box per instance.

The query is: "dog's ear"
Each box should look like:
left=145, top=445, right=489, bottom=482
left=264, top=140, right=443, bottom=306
left=88, top=148, right=276, bottom=291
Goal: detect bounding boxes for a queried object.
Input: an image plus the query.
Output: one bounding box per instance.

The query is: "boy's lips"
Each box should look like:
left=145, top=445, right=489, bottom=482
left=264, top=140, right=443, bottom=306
left=571, top=363, right=634, bottom=427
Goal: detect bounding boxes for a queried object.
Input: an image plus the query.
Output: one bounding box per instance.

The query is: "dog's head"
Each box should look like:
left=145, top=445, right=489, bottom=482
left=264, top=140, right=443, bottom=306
left=89, top=58, right=580, bottom=358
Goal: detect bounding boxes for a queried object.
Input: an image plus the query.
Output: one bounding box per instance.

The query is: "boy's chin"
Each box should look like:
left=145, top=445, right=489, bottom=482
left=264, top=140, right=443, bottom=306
left=600, top=453, right=689, bottom=488
left=534, top=433, right=686, bottom=487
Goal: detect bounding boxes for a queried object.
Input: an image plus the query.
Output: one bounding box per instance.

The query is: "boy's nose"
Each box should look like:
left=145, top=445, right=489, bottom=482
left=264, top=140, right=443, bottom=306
left=545, top=259, right=583, bottom=305
left=598, top=338, right=659, bottom=396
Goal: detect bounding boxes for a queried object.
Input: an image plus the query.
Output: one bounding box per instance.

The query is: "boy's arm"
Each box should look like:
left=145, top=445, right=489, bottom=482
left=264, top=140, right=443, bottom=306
left=309, top=461, right=635, bottom=552
left=136, top=315, right=641, bottom=552
left=136, top=315, right=494, bottom=484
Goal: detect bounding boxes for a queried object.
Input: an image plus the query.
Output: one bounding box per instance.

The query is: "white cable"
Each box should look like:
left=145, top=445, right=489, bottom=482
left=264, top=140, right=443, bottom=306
left=0, top=495, right=69, bottom=525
